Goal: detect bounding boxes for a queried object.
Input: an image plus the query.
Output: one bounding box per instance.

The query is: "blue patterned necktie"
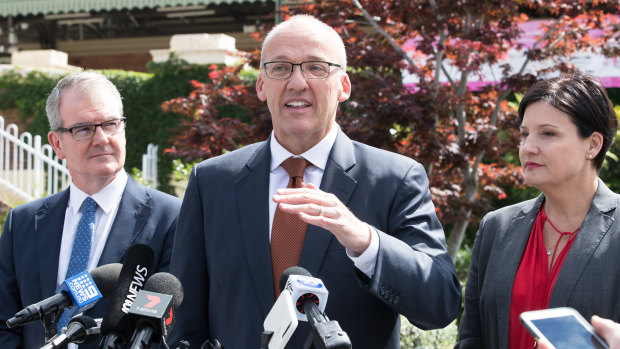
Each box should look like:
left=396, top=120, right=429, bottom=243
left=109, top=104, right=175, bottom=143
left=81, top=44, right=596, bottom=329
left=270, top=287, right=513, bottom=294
left=57, top=197, right=97, bottom=332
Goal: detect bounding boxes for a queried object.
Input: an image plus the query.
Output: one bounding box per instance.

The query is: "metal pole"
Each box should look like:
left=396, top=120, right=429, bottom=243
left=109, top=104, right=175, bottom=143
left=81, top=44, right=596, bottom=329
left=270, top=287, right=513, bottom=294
left=275, top=0, right=282, bottom=24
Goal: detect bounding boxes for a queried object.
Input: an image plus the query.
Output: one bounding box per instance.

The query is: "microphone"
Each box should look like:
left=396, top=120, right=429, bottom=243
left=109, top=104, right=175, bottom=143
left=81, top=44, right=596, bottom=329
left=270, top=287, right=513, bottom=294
left=98, top=244, right=154, bottom=349
left=41, top=315, right=102, bottom=349
left=279, top=267, right=328, bottom=322
left=91, top=263, right=123, bottom=298
left=279, top=267, right=351, bottom=349
left=126, top=272, right=184, bottom=349
left=6, top=263, right=121, bottom=328
left=262, top=284, right=298, bottom=349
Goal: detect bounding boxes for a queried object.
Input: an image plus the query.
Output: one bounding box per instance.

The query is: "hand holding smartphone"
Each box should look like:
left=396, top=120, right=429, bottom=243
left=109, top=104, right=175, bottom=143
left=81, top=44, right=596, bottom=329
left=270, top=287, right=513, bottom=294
left=520, top=307, right=609, bottom=349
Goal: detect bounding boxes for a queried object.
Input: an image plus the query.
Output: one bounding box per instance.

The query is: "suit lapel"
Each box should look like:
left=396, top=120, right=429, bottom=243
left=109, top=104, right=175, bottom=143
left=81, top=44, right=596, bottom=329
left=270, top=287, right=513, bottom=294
left=236, top=140, right=273, bottom=316
left=99, top=176, right=151, bottom=265
left=494, top=196, right=542, bottom=349
left=299, top=130, right=357, bottom=277
left=550, top=179, right=616, bottom=307
left=35, top=190, right=70, bottom=295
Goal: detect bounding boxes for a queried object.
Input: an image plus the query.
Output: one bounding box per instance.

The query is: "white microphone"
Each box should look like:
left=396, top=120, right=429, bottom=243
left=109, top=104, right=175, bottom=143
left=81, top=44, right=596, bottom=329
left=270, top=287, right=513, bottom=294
left=262, top=289, right=298, bottom=349
left=261, top=266, right=327, bottom=349
left=278, top=267, right=351, bottom=349
left=283, top=274, right=328, bottom=322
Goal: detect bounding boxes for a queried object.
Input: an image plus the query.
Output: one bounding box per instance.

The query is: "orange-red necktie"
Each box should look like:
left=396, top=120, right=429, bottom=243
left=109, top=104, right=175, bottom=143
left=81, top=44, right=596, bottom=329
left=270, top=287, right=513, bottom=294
left=271, top=156, right=311, bottom=297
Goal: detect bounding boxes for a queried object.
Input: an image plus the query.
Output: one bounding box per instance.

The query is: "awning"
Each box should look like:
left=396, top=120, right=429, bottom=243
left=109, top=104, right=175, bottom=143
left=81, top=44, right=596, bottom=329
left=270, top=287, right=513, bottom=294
left=0, top=0, right=270, bottom=17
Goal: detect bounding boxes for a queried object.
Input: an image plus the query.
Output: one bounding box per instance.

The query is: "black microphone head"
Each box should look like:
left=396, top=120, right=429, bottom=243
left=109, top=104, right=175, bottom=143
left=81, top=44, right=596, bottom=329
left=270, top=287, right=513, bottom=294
left=143, top=272, right=184, bottom=308
left=66, top=315, right=100, bottom=344
left=90, top=263, right=122, bottom=298
left=279, top=266, right=312, bottom=292
left=68, top=314, right=98, bottom=329
left=126, top=272, right=184, bottom=343
left=100, top=244, right=154, bottom=337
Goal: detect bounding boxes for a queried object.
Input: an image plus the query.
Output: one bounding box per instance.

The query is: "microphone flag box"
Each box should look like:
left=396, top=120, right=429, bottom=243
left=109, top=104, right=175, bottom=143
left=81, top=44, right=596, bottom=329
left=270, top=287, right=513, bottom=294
left=285, top=275, right=328, bottom=322
left=128, top=290, right=174, bottom=335
left=264, top=290, right=298, bottom=349
left=55, top=270, right=102, bottom=318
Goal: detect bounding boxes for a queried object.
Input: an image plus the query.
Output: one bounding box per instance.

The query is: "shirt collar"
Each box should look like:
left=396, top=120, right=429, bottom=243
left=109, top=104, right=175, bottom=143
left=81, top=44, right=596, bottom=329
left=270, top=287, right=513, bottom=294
left=69, top=171, right=128, bottom=214
left=270, top=123, right=339, bottom=171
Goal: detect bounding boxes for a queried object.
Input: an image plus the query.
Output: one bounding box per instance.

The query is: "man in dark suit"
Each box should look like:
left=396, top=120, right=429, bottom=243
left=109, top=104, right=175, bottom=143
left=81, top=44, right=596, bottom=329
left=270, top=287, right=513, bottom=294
left=0, top=71, right=181, bottom=349
left=169, top=15, right=461, bottom=349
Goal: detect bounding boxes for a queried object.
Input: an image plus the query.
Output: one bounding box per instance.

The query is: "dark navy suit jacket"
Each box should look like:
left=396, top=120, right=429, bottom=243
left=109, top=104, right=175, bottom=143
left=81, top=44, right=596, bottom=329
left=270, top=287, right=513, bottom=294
left=0, top=175, right=181, bottom=349
left=168, top=130, right=461, bottom=349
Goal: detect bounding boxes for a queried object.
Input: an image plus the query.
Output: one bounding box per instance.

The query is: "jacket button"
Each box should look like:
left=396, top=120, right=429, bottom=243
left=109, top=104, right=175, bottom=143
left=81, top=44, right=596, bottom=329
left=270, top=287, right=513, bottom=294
left=380, top=287, right=386, bottom=296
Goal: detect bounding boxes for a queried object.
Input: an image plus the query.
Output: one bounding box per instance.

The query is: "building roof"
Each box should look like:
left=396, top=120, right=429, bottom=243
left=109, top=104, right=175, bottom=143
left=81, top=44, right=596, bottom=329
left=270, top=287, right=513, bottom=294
left=0, top=0, right=268, bottom=17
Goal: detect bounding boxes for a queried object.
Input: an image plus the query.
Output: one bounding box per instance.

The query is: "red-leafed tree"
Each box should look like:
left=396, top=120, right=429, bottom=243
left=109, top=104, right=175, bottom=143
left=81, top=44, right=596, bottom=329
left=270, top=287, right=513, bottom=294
left=163, top=0, right=619, bottom=260
left=161, top=62, right=271, bottom=162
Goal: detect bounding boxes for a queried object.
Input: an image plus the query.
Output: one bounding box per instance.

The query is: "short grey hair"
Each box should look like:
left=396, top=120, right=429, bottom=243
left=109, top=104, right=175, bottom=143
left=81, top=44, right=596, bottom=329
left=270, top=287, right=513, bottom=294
left=46, top=71, right=123, bottom=131
left=260, top=15, right=347, bottom=70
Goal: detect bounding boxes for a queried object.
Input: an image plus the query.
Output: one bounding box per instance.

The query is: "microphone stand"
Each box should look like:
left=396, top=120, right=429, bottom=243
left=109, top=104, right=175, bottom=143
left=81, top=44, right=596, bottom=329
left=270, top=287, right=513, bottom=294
left=259, top=331, right=274, bottom=349
left=202, top=339, right=223, bottom=349
left=43, top=310, right=62, bottom=341
left=302, top=302, right=351, bottom=349
left=98, top=332, right=126, bottom=349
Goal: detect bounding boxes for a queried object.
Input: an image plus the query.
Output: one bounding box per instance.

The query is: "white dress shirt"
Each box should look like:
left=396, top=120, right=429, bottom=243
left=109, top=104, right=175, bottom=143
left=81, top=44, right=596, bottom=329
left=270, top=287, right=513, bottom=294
left=268, top=124, right=379, bottom=277
left=57, top=171, right=128, bottom=286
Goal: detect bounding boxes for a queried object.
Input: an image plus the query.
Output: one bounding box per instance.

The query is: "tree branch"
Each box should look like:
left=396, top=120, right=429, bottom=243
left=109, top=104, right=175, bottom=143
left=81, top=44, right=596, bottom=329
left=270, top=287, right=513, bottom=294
left=350, top=0, right=419, bottom=75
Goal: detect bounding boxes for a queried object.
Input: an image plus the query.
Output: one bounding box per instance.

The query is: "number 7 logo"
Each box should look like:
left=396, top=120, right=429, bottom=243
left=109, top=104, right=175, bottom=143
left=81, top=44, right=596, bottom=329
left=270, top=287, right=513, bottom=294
left=144, top=294, right=160, bottom=308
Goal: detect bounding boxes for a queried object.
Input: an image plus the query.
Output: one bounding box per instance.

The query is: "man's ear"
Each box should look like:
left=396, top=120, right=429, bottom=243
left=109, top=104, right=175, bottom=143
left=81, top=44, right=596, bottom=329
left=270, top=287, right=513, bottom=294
left=256, top=73, right=267, bottom=102
left=338, top=73, right=351, bottom=102
left=47, top=131, right=66, bottom=160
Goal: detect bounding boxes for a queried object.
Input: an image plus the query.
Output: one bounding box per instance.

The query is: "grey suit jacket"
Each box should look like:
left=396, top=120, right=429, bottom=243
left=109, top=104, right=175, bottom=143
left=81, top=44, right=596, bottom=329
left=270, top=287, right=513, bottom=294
left=457, top=178, right=620, bottom=349
left=168, top=129, right=461, bottom=349
left=0, top=175, right=181, bottom=349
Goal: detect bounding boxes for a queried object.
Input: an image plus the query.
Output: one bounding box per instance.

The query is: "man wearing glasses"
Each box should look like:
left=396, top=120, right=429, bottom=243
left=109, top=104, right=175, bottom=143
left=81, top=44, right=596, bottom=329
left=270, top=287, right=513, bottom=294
left=0, top=71, right=181, bottom=349
left=169, top=15, right=461, bottom=348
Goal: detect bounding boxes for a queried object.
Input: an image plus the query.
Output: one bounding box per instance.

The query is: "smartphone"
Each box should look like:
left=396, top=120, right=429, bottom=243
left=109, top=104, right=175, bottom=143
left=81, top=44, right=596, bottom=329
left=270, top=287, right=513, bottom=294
left=263, top=290, right=298, bottom=349
left=520, top=307, right=609, bottom=349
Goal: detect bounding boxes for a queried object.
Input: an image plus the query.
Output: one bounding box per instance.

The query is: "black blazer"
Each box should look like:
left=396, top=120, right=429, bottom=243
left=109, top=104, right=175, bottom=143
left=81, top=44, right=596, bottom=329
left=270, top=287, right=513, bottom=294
left=0, top=175, right=181, bottom=349
left=168, top=129, right=461, bottom=349
left=457, top=178, right=620, bottom=348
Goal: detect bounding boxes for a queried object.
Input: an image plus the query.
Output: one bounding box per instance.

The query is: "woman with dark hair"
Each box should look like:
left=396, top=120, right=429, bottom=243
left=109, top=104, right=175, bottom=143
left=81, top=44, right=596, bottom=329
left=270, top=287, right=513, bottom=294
left=456, top=72, right=620, bottom=349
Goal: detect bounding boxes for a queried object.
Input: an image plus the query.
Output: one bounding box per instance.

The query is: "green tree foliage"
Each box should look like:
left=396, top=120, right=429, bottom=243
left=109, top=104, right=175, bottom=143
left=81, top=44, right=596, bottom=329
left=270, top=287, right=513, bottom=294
left=599, top=104, right=620, bottom=192
left=0, top=70, right=58, bottom=137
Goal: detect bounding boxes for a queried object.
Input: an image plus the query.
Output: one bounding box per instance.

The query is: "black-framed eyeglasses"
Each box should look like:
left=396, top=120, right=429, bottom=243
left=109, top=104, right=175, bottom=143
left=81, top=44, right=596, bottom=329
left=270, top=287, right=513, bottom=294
left=263, top=61, right=342, bottom=80
left=55, top=117, right=127, bottom=141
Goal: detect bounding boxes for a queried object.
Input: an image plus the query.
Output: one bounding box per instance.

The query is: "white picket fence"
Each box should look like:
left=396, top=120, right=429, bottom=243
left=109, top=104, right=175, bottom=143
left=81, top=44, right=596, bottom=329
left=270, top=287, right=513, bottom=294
left=0, top=115, right=158, bottom=203
left=142, top=143, right=158, bottom=189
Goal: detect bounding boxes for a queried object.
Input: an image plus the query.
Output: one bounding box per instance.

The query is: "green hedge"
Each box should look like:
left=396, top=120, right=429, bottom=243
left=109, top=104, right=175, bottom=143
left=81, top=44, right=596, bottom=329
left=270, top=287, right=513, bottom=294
left=0, top=56, right=213, bottom=194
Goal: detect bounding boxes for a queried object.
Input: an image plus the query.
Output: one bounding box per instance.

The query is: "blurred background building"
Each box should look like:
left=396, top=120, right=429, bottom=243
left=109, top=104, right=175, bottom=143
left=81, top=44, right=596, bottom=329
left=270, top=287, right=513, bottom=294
left=0, top=0, right=285, bottom=72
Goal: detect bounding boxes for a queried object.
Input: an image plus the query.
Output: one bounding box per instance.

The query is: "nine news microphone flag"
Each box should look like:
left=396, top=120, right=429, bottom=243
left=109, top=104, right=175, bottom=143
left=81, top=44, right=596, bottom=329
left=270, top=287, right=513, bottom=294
left=6, top=270, right=102, bottom=329
left=6, top=263, right=120, bottom=329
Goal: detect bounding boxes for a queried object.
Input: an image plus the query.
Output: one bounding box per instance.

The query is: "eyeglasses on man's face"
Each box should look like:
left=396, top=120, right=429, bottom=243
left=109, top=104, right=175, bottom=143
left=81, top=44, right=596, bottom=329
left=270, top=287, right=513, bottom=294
left=55, top=117, right=127, bottom=141
left=263, top=61, right=342, bottom=80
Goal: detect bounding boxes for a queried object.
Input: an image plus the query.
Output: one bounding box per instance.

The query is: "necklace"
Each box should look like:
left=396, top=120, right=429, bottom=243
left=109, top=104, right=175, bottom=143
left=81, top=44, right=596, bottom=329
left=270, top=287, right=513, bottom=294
left=544, top=209, right=580, bottom=270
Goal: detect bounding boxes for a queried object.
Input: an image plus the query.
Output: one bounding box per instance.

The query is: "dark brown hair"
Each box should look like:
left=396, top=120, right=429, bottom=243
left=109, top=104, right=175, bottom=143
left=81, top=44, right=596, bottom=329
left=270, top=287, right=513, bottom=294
left=519, top=72, right=618, bottom=170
